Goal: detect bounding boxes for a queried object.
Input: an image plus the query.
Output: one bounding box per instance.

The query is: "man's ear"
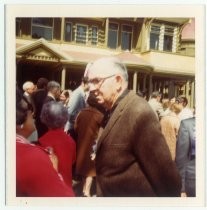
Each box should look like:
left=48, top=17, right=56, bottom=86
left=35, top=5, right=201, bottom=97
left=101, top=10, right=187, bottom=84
left=115, top=75, right=123, bottom=92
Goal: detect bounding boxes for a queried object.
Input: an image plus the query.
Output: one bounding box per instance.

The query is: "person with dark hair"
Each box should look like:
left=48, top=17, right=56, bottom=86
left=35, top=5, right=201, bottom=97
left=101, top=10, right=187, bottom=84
left=175, top=96, right=193, bottom=121
left=31, top=77, right=48, bottom=138
left=36, top=77, right=49, bottom=89
left=59, top=89, right=71, bottom=107
left=148, top=91, right=165, bottom=120
left=87, top=56, right=181, bottom=197
left=136, top=90, right=147, bottom=100
left=74, top=92, right=105, bottom=197
left=67, top=68, right=90, bottom=141
left=16, top=88, right=74, bottom=197
left=38, top=101, right=76, bottom=194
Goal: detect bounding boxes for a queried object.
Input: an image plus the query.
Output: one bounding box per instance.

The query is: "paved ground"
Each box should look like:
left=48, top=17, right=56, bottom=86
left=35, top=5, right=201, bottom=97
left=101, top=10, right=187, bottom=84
left=72, top=177, right=96, bottom=197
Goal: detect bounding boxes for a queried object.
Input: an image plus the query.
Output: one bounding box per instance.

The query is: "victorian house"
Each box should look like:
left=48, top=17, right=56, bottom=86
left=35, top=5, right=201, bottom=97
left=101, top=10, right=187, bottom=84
left=16, top=17, right=195, bottom=106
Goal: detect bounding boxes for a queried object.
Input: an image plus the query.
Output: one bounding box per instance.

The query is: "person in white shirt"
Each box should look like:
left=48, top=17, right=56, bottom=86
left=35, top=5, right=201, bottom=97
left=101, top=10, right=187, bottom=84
left=175, top=96, right=193, bottom=121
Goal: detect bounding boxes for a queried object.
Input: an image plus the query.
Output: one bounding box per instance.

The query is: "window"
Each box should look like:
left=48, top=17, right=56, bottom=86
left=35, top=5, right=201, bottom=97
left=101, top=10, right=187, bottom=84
left=150, top=24, right=177, bottom=52
left=121, top=25, right=133, bottom=51
left=163, top=26, right=174, bottom=51
left=150, top=25, right=160, bottom=50
left=108, top=23, right=118, bottom=49
left=65, top=22, right=72, bottom=42
left=16, top=18, right=21, bottom=37
left=76, top=24, right=87, bottom=44
left=91, top=26, right=98, bottom=45
left=32, top=18, right=53, bottom=40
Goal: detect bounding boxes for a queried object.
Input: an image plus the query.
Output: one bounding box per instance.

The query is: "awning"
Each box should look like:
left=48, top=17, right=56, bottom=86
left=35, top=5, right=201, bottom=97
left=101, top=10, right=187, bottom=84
left=114, top=51, right=153, bottom=69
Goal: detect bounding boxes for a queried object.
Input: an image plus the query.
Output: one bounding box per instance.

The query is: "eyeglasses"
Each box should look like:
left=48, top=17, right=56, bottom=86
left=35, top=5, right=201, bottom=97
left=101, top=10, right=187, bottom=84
left=88, top=74, right=116, bottom=89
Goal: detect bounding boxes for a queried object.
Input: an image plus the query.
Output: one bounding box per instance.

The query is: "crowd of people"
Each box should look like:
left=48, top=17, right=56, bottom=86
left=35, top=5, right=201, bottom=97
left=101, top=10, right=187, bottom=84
left=16, top=56, right=196, bottom=197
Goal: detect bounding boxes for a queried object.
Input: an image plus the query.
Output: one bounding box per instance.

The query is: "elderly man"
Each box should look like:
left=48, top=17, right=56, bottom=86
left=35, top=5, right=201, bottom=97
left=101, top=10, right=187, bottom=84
left=22, top=81, right=35, bottom=105
left=22, top=81, right=37, bottom=142
left=44, top=81, right=61, bottom=103
left=87, top=57, right=181, bottom=197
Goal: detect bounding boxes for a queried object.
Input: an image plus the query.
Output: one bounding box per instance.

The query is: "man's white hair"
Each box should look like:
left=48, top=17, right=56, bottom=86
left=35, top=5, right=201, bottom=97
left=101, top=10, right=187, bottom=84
left=90, top=56, right=128, bottom=82
left=22, top=81, right=34, bottom=91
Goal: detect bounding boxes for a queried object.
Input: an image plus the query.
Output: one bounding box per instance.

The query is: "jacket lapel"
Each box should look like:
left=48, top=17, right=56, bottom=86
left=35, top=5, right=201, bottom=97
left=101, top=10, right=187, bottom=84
left=97, top=91, right=134, bottom=150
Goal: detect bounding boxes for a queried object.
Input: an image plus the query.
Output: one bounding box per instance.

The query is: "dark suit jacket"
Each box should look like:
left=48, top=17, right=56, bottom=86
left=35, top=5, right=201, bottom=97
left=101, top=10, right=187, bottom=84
left=32, top=89, right=48, bottom=138
left=43, top=95, right=55, bottom=104
left=175, top=117, right=195, bottom=195
left=96, top=90, right=181, bottom=197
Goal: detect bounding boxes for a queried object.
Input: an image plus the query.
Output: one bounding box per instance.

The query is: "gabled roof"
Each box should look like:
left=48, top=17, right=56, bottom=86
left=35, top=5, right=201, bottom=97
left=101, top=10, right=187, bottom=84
left=16, top=38, right=72, bottom=62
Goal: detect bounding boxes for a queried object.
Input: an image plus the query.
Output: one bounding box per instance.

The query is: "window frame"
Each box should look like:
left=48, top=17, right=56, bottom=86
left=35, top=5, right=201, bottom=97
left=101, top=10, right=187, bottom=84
left=149, top=24, right=161, bottom=50
left=91, top=25, right=98, bottom=45
left=149, top=23, right=177, bottom=53
left=64, top=21, right=73, bottom=42
left=107, top=22, right=119, bottom=49
left=121, top=24, right=133, bottom=51
left=31, top=18, right=54, bottom=40
left=163, top=25, right=175, bottom=52
left=75, top=23, right=88, bottom=44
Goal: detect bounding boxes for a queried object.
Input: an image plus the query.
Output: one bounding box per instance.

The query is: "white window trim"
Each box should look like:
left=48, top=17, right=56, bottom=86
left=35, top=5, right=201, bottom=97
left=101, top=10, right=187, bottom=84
left=149, top=23, right=178, bottom=53
left=91, top=25, right=98, bottom=45
left=75, top=23, right=88, bottom=44
left=172, top=27, right=178, bottom=53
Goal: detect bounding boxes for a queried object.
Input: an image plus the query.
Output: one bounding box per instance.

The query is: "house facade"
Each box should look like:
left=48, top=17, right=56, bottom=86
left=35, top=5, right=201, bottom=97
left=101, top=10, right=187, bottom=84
left=16, top=17, right=195, bottom=106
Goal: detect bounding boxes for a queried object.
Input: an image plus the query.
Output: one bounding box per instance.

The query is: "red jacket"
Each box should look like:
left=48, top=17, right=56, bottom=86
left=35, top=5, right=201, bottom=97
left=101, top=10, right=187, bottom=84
left=39, top=129, right=76, bottom=188
left=16, top=136, right=75, bottom=197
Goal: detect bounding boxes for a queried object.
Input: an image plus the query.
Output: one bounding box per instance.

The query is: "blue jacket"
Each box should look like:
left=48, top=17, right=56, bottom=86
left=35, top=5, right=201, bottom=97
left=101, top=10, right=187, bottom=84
left=176, top=117, right=195, bottom=195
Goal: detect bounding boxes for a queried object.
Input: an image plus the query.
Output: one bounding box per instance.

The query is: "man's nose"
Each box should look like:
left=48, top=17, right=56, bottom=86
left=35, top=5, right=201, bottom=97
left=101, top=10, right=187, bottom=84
left=89, top=83, right=97, bottom=92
